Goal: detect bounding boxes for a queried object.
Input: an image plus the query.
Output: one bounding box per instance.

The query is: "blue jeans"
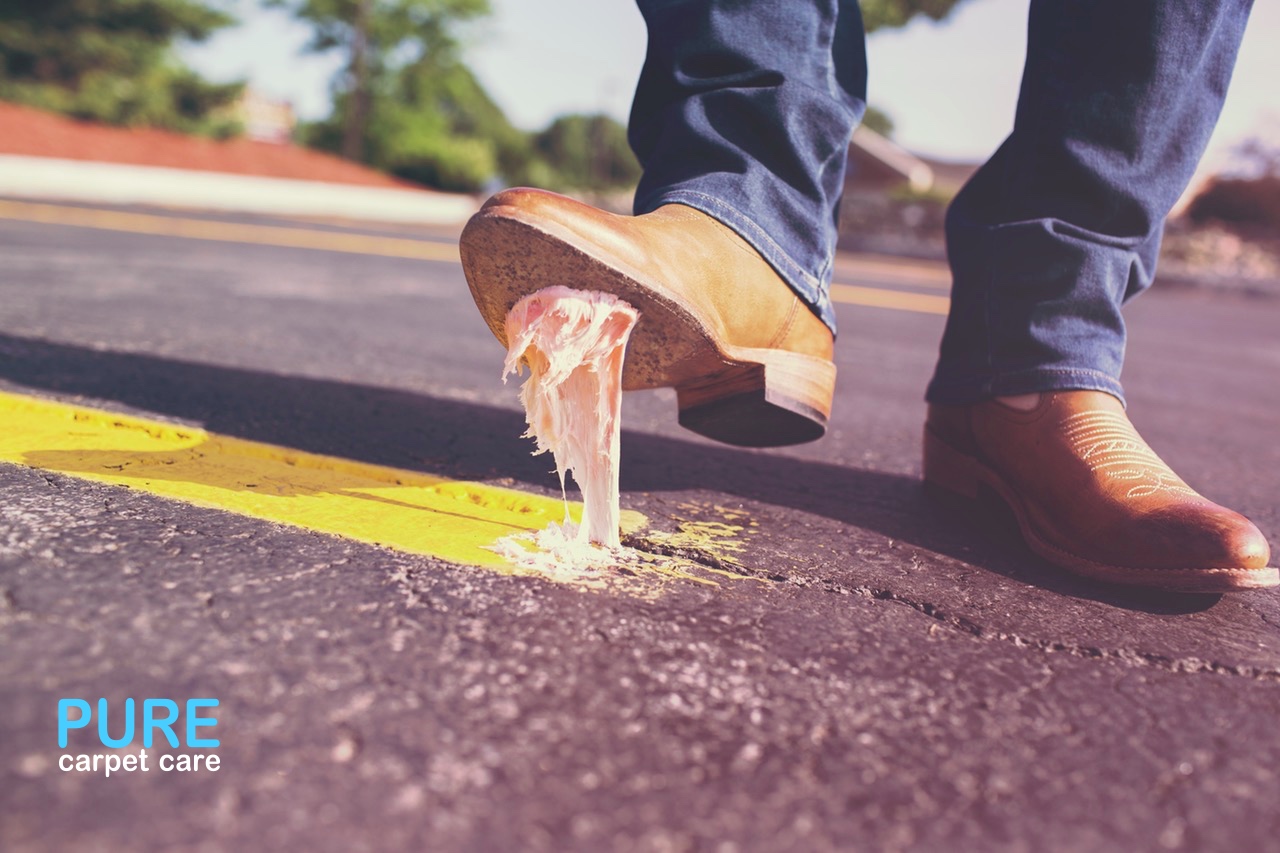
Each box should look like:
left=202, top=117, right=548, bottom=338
left=629, top=0, right=1253, bottom=405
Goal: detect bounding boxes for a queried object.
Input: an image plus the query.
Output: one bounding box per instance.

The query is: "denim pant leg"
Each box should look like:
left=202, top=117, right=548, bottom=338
left=927, top=0, right=1254, bottom=405
left=629, top=0, right=868, bottom=336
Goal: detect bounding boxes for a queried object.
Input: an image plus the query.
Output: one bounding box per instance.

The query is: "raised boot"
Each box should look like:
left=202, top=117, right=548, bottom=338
left=460, top=188, right=835, bottom=447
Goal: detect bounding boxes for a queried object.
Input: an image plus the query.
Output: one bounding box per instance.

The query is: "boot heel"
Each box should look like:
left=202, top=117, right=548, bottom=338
left=676, top=350, right=836, bottom=448
left=923, top=425, right=982, bottom=499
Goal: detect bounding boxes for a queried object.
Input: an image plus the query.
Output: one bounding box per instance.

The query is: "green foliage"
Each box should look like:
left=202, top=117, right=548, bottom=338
left=0, top=0, right=243, bottom=135
left=269, top=0, right=490, bottom=160
left=282, top=0, right=646, bottom=193
left=314, top=78, right=501, bottom=192
left=533, top=114, right=641, bottom=192
left=282, top=0, right=613, bottom=193
left=301, top=53, right=540, bottom=192
left=308, top=79, right=640, bottom=193
left=397, top=53, right=539, bottom=185
left=287, top=0, right=960, bottom=192
left=861, top=105, right=895, bottom=138
left=860, top=0, right=971, bottom=32
left=270, top=0, right=489, bottom=56
left=387, top=133, right=497, bottom=192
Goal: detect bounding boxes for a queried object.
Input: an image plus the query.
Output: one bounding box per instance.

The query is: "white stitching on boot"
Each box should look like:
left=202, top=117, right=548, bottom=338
left=1063, top=411, right=1198, bottom=499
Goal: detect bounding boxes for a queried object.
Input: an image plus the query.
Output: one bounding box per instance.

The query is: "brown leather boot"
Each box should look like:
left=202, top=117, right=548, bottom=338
left=459, top=188, right=835, bottom=447
left=924, top=391, right=1277, bottom=592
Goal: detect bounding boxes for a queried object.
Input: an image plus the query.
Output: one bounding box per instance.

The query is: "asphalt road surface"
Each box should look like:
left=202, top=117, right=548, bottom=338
left=1, top=200, right=1278, bottom=852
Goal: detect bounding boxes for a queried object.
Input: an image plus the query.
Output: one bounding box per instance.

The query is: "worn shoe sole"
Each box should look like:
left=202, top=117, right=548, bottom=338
left=460, top=203, right=836, bottom=448
left=923, top=424, right=1280, bottom=592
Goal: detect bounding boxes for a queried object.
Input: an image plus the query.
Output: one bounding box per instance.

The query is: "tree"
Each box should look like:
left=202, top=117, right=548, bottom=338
left=0, top=0, right=243, bottom=135
left=290, top=0, right=970, bottom=191
left=534, top=115, right=641, bottom=191
left=861, top=105, right=895, bottom=139
left=300, top=50, right=542, bottom=192
left=861, top=0, right=971, bottom=32
left=270, top=0, right=489, bottom=161
left=395, top=52, right=544, bottom=187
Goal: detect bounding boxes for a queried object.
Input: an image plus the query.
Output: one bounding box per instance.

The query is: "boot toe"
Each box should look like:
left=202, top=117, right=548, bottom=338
left=1220, top=515, right=1272, bottom=570
left=1113, top=506, right=1271, bottom=571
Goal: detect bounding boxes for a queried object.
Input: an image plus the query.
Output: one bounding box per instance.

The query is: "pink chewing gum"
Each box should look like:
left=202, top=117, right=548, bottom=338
left=502, top=286, right=639, bottom=548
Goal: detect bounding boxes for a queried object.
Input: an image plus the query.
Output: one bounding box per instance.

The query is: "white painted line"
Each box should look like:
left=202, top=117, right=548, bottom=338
left=0, top=155, right=479, bottom=226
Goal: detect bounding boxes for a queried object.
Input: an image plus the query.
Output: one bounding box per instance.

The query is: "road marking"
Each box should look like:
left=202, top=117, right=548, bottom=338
left=0, top=198, right=461, bottom=263
left=830, top=283, right=950, bottom=315
left=0, top=390, right=648, bottom=570
left=0, top=199, right=952, bottom=315
left=832, top=255, right=952, bottom=290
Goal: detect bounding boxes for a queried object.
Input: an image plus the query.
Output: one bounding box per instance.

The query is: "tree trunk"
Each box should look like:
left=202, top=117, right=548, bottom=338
left=341, top=0, right=372, bottom=162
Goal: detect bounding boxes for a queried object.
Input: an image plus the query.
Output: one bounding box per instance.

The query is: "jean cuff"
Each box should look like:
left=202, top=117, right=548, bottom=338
left=634, top=188, right=839, bottom=336
left=925, top=366, right=1126, bottom=407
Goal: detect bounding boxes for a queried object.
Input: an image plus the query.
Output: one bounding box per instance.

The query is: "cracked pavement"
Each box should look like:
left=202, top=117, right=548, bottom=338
left=1, top=205, right=1279, bottom=851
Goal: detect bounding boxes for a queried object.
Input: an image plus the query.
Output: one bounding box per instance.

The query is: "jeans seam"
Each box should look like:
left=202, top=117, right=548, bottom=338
left=815, top=239, right=835, bottom=282
left=929, top=367, right=1123, bottom=392
left=926, top=367, right=1127, bottom=407
left=988, top=363, right=1121, bottom=379
left=986, top=216, right=1150, bottom=251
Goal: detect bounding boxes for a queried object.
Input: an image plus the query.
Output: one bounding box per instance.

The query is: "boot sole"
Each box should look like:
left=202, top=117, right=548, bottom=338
left=923, top=424, right=1280, bottom=593
left=459, top=204, right=836, bottom=448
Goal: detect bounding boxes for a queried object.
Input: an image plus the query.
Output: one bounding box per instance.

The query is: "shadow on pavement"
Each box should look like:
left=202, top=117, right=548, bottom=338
left=0, top=332, right=1217, bottom=615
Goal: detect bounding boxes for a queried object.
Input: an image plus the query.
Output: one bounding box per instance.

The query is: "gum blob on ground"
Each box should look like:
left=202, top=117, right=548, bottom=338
left=489, top=286, right=638, bottom=572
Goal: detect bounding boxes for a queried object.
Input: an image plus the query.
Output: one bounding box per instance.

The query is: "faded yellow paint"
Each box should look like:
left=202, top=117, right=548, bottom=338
left=829, top=282, right=950, bottom=315
left=0, top=199, right=460, bottom=263
left=832, top=254, right=952, bottom=290
left=665, top=520, right=749, bottom=566
left=625, top=502, right=767, bottom=580
left=0, top=390, right=650, bottom=570
left=0, top=200, right=953, bottom=315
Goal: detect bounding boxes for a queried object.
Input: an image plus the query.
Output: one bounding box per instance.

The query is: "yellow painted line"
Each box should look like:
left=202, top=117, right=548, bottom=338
left=0, top=390, right=646, bottom=570
left=0, top=198, right=460, bottom=263
left=0, top=198, right=953, bottom=315
left=830, top=282, right=950, bottom=315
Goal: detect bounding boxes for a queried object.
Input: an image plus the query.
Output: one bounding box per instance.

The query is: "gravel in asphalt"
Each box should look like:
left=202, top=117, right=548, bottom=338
left=1, top=205, right=1278, bottom=852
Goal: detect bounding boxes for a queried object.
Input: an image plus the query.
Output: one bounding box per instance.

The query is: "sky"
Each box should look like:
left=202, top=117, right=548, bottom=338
left=183, top=0, right=1280, bottom=168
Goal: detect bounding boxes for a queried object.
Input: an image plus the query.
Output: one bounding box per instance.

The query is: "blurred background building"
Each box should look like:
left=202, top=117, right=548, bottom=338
left=233, top=88, right=297, bottom=144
